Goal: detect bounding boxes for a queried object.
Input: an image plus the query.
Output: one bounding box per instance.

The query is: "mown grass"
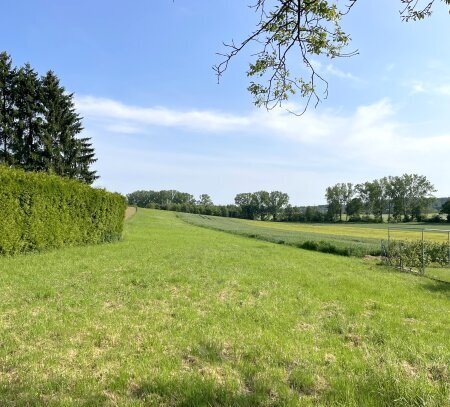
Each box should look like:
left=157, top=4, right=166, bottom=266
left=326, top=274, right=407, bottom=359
left=1, top=209, right=449, bottom=406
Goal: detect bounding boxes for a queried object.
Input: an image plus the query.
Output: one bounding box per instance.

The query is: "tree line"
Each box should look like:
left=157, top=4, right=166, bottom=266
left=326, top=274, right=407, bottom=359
left=127, top=189, right=347, bottom=222
left=128, top=175, right=450, bottom=223
left=0, top=52, right=96, bottom=184
left=325, top=174, right=438, bottom=222
left=126, top=190, right=242, bottom=218
left=127, top=190, right=290, bottom=220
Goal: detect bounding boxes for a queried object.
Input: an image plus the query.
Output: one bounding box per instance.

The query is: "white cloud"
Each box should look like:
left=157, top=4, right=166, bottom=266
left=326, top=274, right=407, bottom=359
left=409, top=80, right=450, bottom=96
left=76, top=95, right=450, bottom=201
left=309, top=60, right=360, bottom=82
left=75, top=96, right=251, bottom=133
left=411, top=81, right=426, bottom=94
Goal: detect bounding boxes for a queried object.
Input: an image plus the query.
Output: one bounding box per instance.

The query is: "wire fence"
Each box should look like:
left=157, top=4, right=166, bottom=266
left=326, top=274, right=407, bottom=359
left=381, top=226, right=450, bottom=281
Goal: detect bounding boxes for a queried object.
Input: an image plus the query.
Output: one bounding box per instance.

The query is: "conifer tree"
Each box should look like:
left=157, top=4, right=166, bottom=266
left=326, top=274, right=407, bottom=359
left=74, top=136, right=97, bottom=184
left=0, top=52, right=15, bottom=165
left=40, top=70, right=97, bottom=183
left=0, top=52, right=97, bottom=184
left=12, top=63, right=43, bottom=170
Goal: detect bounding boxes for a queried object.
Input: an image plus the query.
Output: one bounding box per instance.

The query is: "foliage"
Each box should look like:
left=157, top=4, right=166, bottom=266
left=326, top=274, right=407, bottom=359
left=284, top=204, right=328, bottom=222
left=0, top=52, right=96, bottom=183
left=197, top=193, right=213, bottom=206
left=386, top=239, right=450, bottom=272
left=127, top=189, right=290, bottom=222
left=440, top=199, right=450, bottom=222
left=327, top=174, right=436, bottom=222
left=0, top=166, right=126, bottom=255
left=326, top=183, right=353, bottom=221
left=346, top=197, right=363, bottom=219
left=128, top=174, right=438, bottom=225
left=235, top=190, right=289, bottom=221
left=127, top=189, right=196, bottom=207
left=216, top=1, right=450, bottom=112
left=400, top=0, right=450, bottom=21
left=1, top=208, right=448, bottom=404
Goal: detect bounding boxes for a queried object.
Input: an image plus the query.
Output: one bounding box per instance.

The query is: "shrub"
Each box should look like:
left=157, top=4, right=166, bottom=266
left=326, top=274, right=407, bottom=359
left=386, top=239, right=450, bottom=272
left=0, top=166, right=126, bottom=255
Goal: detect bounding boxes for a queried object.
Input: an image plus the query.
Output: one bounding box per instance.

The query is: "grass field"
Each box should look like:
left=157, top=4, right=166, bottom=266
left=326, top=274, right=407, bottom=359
left=1, top=209, right=449, bottom=406
left=178, top=213, right=382, bottom=257
left=241, top=219, right=450, bottom=243
left=179, top=214, right=450, bottom=283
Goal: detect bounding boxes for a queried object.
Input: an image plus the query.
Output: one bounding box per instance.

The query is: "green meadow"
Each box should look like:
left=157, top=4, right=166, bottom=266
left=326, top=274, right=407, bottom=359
left=1, top=209, right=449, bottom=406
left=178, top=213, right=382, bottom=258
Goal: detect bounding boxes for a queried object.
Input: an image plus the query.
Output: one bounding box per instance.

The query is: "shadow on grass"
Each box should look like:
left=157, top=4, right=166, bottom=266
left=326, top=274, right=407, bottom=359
left=421, top=279, right=450, bottom=294
left=0, top=375, right=276, bottom=407
left=129, top=378, right=265, bottom=407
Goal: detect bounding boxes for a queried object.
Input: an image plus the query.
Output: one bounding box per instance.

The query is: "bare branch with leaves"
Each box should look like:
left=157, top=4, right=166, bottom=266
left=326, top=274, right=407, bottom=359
left=214, top=0, right=449, bottom=114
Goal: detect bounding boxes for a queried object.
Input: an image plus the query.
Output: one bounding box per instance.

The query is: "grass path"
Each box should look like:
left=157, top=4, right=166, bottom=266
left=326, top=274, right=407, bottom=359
left=125, top=206, right=137, bottom=220
left=0, top=209, right=449, bottom=406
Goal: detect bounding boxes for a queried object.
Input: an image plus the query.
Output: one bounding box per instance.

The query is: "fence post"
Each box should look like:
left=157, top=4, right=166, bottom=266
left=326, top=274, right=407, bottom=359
left=421, top=229, right=425, bottom=274
left=448, top=231, right=450, bottom=268
left=387, top=226, right=391, bottom=263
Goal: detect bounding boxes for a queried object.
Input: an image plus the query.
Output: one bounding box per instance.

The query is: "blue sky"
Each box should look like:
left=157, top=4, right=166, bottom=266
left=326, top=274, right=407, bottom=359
left=1, top=0, right=449, bottom=204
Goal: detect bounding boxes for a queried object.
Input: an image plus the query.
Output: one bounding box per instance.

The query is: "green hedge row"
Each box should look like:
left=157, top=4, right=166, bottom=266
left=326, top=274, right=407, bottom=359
left=0, top=166, right=127, bottom=255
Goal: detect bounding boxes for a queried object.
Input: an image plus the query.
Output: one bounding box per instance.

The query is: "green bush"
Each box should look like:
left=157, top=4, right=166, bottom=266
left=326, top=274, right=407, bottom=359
left=386, top=239, right=450, bottom=272
left=0, top=166, right=126, bottom=255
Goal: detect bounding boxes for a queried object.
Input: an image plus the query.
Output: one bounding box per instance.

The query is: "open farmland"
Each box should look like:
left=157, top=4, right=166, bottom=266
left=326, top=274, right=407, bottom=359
left=179, top=213, right=450, bottom=282
left=179, top=212, right=450, bottom=249
left=240, top=219, right=450, bottom=243
left=178, top=213, right=382, bottom=257
left=1, top=209, right=449, bottom=406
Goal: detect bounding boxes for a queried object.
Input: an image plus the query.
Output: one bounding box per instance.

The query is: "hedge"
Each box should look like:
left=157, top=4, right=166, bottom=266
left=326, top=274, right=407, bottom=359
left=0, top=166, right=127, bottom=255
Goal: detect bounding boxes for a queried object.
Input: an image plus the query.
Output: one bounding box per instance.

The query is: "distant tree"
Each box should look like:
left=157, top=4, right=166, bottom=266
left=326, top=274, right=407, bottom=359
left=356, top=180, right=387, bottom=221
left=326, top=183, right=352, bottom=221
left=198, top=193, right=213, bottom=206
left=304, top=206, right=315, bottom=222
left=251, top=191, right=270, bottom=220
left=407, top=174, right=436, bottom=221
left=346, top=197, right=363, bottom=219
left=387, top=174, right=435, bottom=221
left=325, top=185, right=341, bottom=221
left=342, top=183, right=354, bottom=218
left=440, top=200, right=450, bottom=222
left=267, top=191, right=289, bottom=221
left=235, top=192, right=257, bottom=219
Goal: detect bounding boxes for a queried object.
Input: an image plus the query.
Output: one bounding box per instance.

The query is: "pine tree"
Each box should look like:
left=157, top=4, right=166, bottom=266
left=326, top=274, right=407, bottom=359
left=0, top=52, right=15, bottom=165
left=75, top=136, right=97, bottom=184
left=0, top=53, right=98, bottom=184
left=12, top=63, right=43, bottom=170
left=40, top=70, right=97, bottom=183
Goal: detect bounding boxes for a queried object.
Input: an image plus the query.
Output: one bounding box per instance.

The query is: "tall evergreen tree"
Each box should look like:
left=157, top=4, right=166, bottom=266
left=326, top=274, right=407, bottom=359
left=12, top=63, right=43, bottom=170
left=0, top=53, right=97, bottom=184
left=40, top=71, right=97, bottom=183
left=74, top=136, right=97, bottom=184
left=0, top=52, right=15, bottom=165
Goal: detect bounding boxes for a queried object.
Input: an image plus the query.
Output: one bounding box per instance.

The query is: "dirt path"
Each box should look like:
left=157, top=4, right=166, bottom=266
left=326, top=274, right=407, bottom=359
left=125, top=206, right=137, bottom=220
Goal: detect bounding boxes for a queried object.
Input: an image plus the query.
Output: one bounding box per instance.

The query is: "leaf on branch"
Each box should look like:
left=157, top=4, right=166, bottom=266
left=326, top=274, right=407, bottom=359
left=214, top=0, right=358, bottom=115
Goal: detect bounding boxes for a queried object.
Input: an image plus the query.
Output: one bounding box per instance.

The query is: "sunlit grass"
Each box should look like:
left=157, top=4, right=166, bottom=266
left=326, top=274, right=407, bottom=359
left=240, top=219, right=450, bottom=243
left=0, top=209, right=449, bottom=406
